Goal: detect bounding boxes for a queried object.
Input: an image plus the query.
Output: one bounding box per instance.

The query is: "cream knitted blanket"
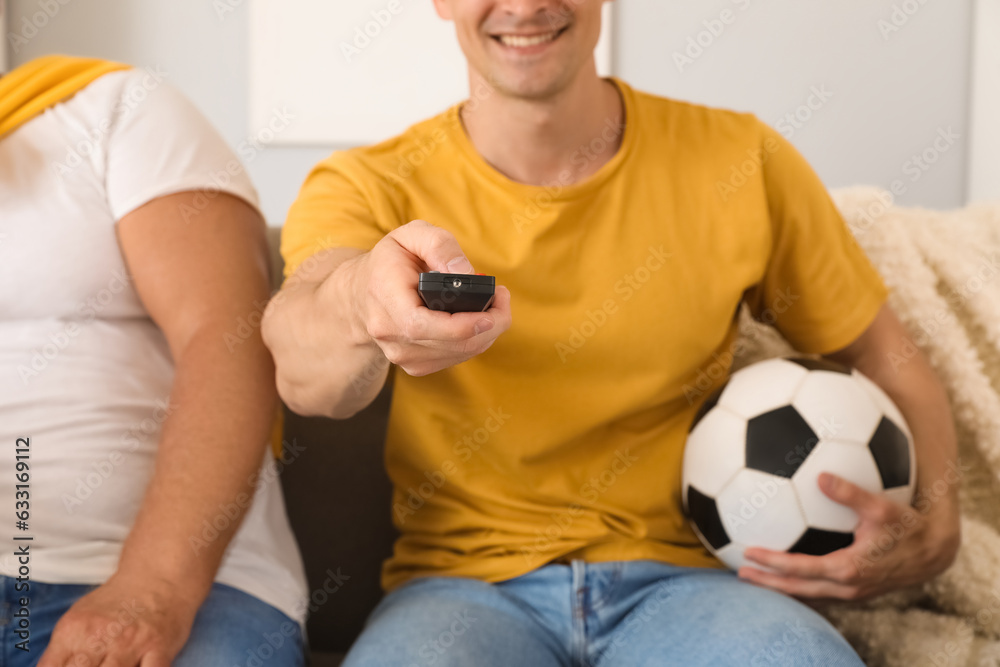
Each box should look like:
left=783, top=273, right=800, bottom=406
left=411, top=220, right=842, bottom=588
left=730, top=187, right=1000, bottom=667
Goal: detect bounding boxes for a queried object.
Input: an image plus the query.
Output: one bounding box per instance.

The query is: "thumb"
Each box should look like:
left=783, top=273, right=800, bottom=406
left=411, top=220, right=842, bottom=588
left=388, top=219, right=474, bottom=274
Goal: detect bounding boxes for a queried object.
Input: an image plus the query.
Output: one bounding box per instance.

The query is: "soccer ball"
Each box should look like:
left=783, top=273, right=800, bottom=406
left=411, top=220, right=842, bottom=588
left=682, top=356, right=916, bottom=571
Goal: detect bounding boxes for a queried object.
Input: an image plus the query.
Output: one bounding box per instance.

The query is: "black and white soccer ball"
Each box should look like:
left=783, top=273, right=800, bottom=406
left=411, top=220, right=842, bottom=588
left=682, top=356, right=916, bottom=571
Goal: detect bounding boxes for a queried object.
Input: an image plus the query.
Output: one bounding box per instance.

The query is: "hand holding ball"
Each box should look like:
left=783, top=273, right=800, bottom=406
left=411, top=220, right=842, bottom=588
left=682, top=356, right=916, bottom=571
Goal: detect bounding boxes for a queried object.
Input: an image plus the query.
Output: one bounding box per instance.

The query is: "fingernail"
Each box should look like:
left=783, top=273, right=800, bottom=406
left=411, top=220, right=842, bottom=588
left=446, top=256, right=473, bottom=273
left=474, top=318, right=494, bottom=335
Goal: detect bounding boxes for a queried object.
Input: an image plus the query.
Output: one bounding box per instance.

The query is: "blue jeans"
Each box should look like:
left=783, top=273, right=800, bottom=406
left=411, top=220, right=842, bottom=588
left=0, top=576, right=305, bottom=666
left=343, top=559, right=864, bottom=666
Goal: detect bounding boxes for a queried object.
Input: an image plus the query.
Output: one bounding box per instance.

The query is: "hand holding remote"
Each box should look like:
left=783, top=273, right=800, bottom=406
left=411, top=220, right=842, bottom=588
left=347, top=220, right=511, bottom=377
left=418, top=272, right=496, bottom=313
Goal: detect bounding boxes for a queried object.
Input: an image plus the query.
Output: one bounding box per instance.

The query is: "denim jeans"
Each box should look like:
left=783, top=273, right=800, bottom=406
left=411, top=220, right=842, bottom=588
left=0, top=576, right=305, bottom=666
left=343, top=559, right=864, bottom=666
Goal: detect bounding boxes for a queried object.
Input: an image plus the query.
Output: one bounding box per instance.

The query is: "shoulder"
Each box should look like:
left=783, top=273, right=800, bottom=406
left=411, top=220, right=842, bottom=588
left=312, top=109, right=456, bottom=186
left=623, top=81, right=765, bottom=147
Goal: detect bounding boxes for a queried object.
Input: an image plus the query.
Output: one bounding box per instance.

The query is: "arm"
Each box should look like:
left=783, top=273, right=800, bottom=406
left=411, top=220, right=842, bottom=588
left=823, top=304, right=961, bottom=532
left=261, top=245, right=388, bottom=419
left=262, top=220, right=511, bottom=419
left=40, top=191, right=278, bottom=666
left=740, top=303, right=961, bottom=600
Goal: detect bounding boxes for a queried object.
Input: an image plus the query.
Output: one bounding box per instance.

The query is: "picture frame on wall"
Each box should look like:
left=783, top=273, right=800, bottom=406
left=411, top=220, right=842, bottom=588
left=968, top=0, right=1000, bottom=203
left=0, top=0, right=7, bottom=72
left=249, top=0, right=615, bottom=147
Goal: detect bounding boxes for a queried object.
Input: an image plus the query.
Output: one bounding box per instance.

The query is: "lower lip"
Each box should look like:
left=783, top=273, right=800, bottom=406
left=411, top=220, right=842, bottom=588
left=492, top=30, right=564, bottom=56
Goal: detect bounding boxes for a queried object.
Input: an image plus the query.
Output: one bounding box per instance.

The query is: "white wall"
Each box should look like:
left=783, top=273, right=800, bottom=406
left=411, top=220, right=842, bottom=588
left=6, top=0, right=975, bottom=224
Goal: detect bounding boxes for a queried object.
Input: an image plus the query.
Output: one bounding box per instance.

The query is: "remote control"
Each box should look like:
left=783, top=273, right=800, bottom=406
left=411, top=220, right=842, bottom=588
left=418, top=272, right=496, bottom=313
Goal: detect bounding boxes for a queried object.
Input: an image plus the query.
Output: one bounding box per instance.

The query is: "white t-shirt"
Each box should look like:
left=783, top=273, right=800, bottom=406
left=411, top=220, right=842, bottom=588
left=0, top=68, right=309, bottom=626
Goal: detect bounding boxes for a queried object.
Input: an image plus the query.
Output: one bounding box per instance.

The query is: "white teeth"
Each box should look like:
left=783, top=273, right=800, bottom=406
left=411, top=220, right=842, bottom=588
left=498, top=31, right=559, bottom=48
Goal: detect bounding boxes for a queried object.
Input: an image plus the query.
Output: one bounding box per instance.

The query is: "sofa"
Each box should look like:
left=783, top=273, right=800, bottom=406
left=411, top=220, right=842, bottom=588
left=266, top=227, right=392, bottom=666
left=267, top=186, right=1000, bottom=666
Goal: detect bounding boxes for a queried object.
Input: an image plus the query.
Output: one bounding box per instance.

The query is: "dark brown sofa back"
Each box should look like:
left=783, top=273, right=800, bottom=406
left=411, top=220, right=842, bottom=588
left=266, top=227, right=397, bottom=660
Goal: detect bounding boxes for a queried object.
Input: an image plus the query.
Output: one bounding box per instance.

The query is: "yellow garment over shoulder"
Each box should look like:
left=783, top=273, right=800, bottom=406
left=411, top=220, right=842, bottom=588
left=0, top=54, right=129, bottom=140
left=282, top=79, right=890, bottom=592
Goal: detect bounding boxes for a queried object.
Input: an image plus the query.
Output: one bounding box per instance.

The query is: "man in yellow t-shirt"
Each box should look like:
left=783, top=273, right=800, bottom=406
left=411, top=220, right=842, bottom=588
left=263, top=1, right=960, bottom=664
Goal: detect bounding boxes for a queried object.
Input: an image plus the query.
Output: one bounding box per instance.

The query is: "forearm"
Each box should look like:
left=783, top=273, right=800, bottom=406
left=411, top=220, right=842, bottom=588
left=114, top=328, right=278, bottom=602
left=264, top=254, right=389, bottom=419
left=860, top=351, right=960, bottom=523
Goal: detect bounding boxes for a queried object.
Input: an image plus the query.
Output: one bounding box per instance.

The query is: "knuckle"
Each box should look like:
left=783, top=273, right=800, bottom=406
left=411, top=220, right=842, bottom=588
left=401, top=362, right=430, bottom=377
left=366, top=313, right=394, bottom=342
left=364, top=275, right=386, bottom=305
left=838, top=565, right=861, bottom=584
left=874, top=503, right=895, bottom=523
left=381, top=345, right=405, bottom=366
left=845, top=585, right=865, bottom=601
left=399, top=315, right=421, bottom=341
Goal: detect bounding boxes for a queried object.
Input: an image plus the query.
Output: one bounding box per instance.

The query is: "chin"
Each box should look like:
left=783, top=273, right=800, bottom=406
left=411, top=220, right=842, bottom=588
left=487, top=65, right=576, bottom=102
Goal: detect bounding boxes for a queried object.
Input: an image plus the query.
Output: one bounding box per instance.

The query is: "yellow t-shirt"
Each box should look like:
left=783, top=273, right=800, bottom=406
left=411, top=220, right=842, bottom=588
left=281, top=79, right=889, bottom=592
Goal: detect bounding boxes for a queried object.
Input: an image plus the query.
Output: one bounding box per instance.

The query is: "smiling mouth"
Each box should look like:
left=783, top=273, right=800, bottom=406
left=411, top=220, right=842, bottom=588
left=491, top=26, right=568, bottom=48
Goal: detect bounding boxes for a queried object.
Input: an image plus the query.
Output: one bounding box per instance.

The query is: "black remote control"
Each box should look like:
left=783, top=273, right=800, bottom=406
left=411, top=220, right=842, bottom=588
left=418, top=272, right=496, bottom=313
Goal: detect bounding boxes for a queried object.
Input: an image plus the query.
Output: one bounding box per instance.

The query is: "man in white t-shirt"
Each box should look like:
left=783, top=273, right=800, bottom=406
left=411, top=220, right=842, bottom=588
left=0, top=56, right=309, bottom=666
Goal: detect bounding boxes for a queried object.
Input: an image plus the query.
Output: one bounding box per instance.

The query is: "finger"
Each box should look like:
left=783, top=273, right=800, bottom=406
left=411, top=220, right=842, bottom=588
left=99, top=650, right=145, bottom=667
left=63, top=653, right=101, bottom=667
left=483, top=285, right=512, bottom=335
left=38, top=643, right=75, bottom=667
left=401, top=307, right=498, bottom=343
left=744, top=547, right=856, bottom=583
left=401, top=284, right=511, bottom=343
left=387, top=220, right=475, bottom=274
left=738, top=566, right=861, bottom=600
left=818, top=473, right=895, bottom=523
left=138, top=650, right=172, bottom=667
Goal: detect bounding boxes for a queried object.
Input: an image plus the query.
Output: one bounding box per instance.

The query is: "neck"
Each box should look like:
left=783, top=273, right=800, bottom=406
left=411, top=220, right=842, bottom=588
left=459, top=64, right=624, bottom=187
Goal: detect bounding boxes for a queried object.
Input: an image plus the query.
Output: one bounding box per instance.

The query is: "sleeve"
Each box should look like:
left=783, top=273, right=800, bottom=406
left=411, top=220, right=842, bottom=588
left=104, top=70, right=260, bottom=221
left=743, top=121, right=890, bottom=355
left=280, top=153, right=388, bottom=280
